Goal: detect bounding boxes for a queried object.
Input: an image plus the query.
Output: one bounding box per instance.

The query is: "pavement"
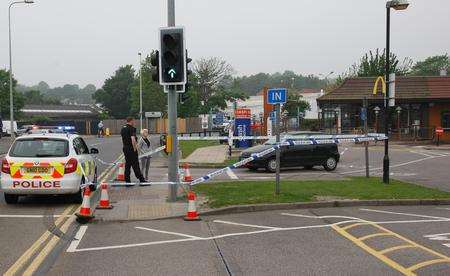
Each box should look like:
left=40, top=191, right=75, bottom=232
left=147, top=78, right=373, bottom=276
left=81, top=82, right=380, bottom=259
left=182, top=144, right=228, bottom=164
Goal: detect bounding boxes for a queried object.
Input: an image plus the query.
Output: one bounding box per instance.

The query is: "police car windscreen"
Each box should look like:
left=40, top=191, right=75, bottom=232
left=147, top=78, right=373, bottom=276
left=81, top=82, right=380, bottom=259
left=10, top=138, right=69, bottom=157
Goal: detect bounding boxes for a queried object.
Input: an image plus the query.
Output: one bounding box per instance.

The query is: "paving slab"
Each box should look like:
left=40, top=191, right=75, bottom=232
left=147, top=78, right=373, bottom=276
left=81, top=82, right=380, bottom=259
left=182, top=145, right=228, bottom=164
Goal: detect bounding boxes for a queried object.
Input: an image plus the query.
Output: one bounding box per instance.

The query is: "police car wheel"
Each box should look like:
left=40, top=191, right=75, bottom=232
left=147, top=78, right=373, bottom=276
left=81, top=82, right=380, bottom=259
left=4, top=194, right=19, bottom=204
left=323, top=157, right=337, bottom=171
left=266, top=159, right=277, bottom=173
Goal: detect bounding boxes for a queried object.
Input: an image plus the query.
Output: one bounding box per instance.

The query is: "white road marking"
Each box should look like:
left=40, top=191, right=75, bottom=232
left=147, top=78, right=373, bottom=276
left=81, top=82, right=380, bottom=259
left=437, top=208, right=450, bottom=211
left=89, top=142, right=101, bottom=147
left=360, top=208, right=450, bottom=220
left=340, top=147, right=349, bottom=155
left=341, top=156, right=437, bottom=174
left=281, top=213, right=363, bottom=221
left=409, top=150, right=434, bottom=158
left=213, top=219, right=281, bottom=229
left=424, top=233, right=450, bottom=241
left=67, top=226, right=88, bottom=253
left=226, top=168, right=238, bottom=180
left=0, top=214, right=72, bottom=218
left=67, top=216, right=450, bottom=253
left=135, top=226, right=201, bottom=239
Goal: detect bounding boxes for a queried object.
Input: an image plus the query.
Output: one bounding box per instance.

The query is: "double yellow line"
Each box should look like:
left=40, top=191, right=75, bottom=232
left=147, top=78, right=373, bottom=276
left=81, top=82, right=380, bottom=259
left=4, top=154, right=122, bottom=276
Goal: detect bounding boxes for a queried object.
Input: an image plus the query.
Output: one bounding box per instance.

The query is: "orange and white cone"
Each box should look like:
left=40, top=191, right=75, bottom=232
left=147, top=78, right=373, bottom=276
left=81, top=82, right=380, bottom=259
left=116, top=163, right=125, bottom=181
left=183, top=163, right=193, bottom=182
left=96, top=183, right=113, bottom=209
left=76, top=187, right=94, bottom=223
left=184, top=191, right=201, bottom=221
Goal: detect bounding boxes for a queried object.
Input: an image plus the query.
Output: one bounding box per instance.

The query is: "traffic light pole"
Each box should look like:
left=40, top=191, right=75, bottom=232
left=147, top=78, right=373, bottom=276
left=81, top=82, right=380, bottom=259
left=167, top=0, right=178, bottom=202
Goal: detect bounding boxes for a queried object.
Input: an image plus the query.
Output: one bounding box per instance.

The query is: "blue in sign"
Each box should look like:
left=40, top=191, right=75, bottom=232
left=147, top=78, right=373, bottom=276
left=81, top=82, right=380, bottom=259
left=267, top=88, right=287, bottom=105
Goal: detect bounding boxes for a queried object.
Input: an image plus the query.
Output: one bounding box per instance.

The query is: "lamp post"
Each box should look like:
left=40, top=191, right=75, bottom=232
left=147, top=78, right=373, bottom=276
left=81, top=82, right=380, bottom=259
left=138, top=52, right=143, bottom=131
left=374, top=106, right=381, bottom=132
left=383, top=0, right=409, bottom=184
left=8, top=0, right=34, bottom=141
left=396, top=106, right=402, bottom=139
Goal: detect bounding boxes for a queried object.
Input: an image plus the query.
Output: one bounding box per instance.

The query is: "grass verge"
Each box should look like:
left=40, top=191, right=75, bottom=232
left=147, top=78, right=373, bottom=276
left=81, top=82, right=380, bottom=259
left=193, top=177, right=450, bottom=208
left=179, top=140, right=219, bottom=158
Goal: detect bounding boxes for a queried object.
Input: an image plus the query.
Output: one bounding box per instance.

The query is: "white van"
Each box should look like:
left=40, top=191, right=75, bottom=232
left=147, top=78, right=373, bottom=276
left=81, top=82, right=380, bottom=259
left=2, top=121, right=18, bottom=136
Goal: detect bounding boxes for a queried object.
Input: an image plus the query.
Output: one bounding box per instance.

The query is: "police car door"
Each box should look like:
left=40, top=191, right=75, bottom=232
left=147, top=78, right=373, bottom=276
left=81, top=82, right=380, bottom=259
left=73, top=137, right=94, bottom=183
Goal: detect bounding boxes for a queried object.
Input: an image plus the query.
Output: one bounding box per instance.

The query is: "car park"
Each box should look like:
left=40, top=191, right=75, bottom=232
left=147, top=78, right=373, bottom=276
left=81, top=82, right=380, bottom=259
left=240, top=134, right=340, bottom=172
left=0, top=132, right=99, bottom=204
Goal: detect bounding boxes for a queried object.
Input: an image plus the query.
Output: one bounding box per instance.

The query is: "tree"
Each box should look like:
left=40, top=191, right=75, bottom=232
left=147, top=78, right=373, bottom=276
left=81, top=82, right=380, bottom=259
left=192, top=57, right=247, bottom=113
left=0, top=69, right=25, bottom=119
left=93, top=65, right=136, bottom=119
left=129, top=53, right=167, bottom=117
left=23, top=90, right=61, bottom=105
left=410, top=54, right=449, bottom=76
left=326, top=49, right=413, bottom=93
left=282, top=94, right=311, bottom=117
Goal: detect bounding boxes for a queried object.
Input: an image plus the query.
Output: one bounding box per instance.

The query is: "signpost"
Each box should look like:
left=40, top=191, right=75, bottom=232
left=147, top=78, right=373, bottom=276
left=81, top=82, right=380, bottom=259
left=267, top=88, right=287, bottom=195
left=234, top=108, right=252, bottom=148
left=436, top=127, right=444, bottom=146
left=362, top=97, right=369, bottom=178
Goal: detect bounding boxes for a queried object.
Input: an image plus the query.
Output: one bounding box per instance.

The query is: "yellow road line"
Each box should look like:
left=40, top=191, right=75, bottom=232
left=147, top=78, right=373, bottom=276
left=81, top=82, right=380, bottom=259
left=332, top=219, right=450, bottom=275
left=23, top=216, right=76, bottom=275
left=4, top=153, right=123, bottom=275
left=4, top=205, right=77, bottom=276
left=379, top=244, right=416, bottom=255
left=359, top=232, right=393, bottom=241
left=341, top=222, right=369, bottom=231
left=407, top=259, right=450, bottom=272
left=331, top=224, right=415, bottom=276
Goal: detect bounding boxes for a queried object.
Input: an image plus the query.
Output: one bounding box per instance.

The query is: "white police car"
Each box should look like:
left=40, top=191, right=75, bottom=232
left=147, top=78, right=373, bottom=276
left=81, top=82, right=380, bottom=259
left=1, top=133, right=98, bottom=204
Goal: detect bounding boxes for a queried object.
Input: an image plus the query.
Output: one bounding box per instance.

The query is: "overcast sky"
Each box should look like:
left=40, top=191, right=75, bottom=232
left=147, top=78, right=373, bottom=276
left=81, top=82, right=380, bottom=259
left=1, top=0, right=449, bottom=88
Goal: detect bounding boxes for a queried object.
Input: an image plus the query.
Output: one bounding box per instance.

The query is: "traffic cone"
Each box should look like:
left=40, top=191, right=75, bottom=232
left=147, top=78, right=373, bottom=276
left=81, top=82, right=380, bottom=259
left=76, top=187, right=94, bottom=223
left=96, top=183, right=113, bottom=209
left=183, top=163, right=193, bottom=182
left=184, top=191, right=201, bottom=221
left=116, top=163, right=125, bottom=181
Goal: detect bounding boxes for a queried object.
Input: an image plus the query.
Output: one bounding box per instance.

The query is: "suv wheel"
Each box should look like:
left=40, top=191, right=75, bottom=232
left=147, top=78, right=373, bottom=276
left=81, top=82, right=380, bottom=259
left=4, top=194, right=19, bottom=204
left=266, top=158, right=277, bottom=173
left=323, top=157, right=337, bottom=171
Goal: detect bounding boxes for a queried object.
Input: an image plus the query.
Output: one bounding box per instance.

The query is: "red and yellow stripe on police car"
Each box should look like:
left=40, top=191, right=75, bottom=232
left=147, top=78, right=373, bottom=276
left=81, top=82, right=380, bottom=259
left=9, top=161, right=65, bottom=180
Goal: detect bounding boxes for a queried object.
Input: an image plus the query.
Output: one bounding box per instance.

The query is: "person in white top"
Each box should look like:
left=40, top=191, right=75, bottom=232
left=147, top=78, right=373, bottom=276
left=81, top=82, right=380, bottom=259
left=138, top=129, right=152, bottom=181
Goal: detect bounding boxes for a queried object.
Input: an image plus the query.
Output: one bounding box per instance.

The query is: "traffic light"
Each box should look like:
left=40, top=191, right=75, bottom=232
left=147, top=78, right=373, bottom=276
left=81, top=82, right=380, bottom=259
left=151, top=50, right=159, bottom=82
left=159, top=27, right=186, bottom=85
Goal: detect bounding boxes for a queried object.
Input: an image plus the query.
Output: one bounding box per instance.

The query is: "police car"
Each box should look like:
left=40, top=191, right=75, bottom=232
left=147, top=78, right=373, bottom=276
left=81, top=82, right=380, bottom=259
left=1, top=133, right=99, bottom=204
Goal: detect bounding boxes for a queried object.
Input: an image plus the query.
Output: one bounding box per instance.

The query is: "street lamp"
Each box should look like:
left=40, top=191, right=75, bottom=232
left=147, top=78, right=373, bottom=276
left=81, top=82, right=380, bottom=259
left=374, top=106, right=381, bottom=132
left=383, top=0, right=409, bottom=184
left=138, top=52, right=143, bottom=131
left=396, top=106, right=402, bottom=139
left=8, top=0, right=34, bottom=140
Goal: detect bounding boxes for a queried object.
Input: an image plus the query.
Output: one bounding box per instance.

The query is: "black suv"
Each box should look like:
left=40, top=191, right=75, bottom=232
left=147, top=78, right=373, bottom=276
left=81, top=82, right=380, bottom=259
left=240, top=139, right=340, bottom=172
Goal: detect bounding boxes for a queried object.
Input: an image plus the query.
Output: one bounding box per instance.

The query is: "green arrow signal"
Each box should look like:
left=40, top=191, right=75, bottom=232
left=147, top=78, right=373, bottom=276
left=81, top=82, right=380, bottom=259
left=168, top=69, right=176, bottom=78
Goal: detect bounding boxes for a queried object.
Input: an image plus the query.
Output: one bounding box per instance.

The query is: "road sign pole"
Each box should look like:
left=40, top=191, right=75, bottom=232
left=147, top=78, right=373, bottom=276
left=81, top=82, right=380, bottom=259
left=167, top=0, right=178, bottom=202
left=363, top=97, right=369, bottom=178
left=275, top=103, right=281, bottom=195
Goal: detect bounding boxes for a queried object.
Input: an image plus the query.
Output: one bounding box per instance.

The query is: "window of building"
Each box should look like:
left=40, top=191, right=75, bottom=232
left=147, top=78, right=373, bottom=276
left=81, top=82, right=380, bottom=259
left=442, top=112, right=450, bottom=129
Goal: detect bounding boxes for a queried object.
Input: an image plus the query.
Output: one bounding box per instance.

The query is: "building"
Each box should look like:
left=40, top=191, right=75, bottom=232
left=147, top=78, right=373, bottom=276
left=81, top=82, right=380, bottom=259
left=317, top=76, right=450, bottom=142
left=21, top=104, right=100, bottom=134
left=225, top=95, right=264, bottom=119
left=296, top=88, right=324, bottom=119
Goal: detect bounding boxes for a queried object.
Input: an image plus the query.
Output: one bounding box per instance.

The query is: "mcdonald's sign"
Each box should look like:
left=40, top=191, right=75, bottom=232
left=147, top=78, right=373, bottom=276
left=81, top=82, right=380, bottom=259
left=373, top=76, right=386, bottom=95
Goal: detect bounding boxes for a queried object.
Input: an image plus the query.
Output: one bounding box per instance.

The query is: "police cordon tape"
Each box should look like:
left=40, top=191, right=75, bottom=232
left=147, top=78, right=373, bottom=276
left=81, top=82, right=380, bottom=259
left=88, top=134, right=387, bottom=188
left=177, top=133, right=386, bottom=141
left=92, top=146, right=166, bottom=166
left=80, top=146, right=167, bottom=189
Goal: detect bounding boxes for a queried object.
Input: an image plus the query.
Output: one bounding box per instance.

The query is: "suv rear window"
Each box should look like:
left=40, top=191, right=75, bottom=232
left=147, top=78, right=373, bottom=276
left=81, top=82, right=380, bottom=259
left=10, top=138, right=69, bottom=157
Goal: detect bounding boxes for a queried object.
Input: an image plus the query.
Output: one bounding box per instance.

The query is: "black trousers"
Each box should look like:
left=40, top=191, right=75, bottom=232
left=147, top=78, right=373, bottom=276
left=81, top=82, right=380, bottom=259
left=123, top=148, right=145, bottom=183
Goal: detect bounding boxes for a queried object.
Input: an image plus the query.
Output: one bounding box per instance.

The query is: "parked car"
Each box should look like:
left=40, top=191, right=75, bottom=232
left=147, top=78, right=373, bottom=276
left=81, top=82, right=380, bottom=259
left=240, top=136, right=340, bottom=172
left=2, top=120, right=18, bottom=137
left=0, top=132, right=99, bottom=204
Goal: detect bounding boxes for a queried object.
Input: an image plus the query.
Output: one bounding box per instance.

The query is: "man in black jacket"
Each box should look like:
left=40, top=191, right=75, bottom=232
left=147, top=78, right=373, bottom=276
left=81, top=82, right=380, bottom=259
left=120, top=117, right=145, bottom=184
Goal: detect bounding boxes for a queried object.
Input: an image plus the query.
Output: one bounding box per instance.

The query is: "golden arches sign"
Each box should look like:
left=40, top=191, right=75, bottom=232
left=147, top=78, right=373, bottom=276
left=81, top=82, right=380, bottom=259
left=373, top=76, right=386, bottom=95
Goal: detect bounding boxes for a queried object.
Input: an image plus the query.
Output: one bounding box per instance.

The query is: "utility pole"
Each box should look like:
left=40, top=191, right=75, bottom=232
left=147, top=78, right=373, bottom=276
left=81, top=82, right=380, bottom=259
left=167, top=0, right=178, bottom=202
left=139, top=52, right=143, bottom=131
